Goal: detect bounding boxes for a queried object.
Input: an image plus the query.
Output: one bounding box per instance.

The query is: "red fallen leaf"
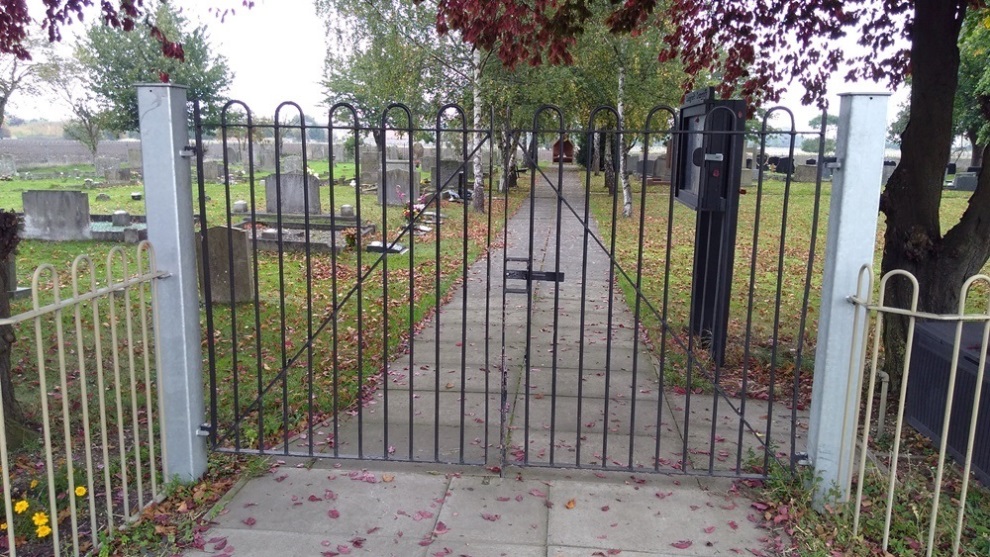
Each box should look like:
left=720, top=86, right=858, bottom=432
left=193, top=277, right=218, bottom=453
left=433, top=521, right=449, bottom=535
left=496, top=496, right=511, bottom=502
left=321, top=552, right=339, bottom=557
left=670, top=540, right=693, bottom=549
left=325, top=489, right=337, bottom=500
left=309, top=494, right=323, bottom=502
left=432, top=549, right=453, bottom=556
left=336, top=544, right=352, bottom=554
left=728, top=520, right=738, bottom=530
left=350, top=537, right=365, bottom=548
left=607, top=550, right=621, bottom=555
left=274, top=474, right=288, bottom=482
left=481, top=512, right=500, bottom=521
left=751, top=502, right=769, bottom=511
left=328, top=509, right=340, bottom=519
left=529, top=488, right=546, bottom=498
left=703, top=526, right=715, bottom=534
left=366, top=526, right=380, bottom=534
left=515, top=494, right=524, bottom=502
left=213, top=538, right=228, bottom=550
left=418, top=537, right=434, bottom=546
left=242, top=517, right=256, bottom=526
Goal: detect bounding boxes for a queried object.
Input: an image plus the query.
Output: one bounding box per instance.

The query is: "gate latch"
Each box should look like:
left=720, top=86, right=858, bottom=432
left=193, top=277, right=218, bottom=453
left=505, top=257, right=564, bottom=294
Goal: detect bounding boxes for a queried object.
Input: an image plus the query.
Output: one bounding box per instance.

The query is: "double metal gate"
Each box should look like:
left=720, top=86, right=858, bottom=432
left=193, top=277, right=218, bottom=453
left=195, top=101, right=826, bottom=479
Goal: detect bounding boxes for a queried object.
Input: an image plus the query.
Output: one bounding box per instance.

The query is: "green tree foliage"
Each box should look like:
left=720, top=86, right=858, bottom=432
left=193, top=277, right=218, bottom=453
left=77, top=2, right=232, bottom=132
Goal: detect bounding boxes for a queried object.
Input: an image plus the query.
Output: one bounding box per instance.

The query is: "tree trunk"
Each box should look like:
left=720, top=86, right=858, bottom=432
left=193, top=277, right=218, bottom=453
left=592, top=132, right=601, bottom=176
left=972, top=141, right=985, bottom=169
left=496, top=106, right=517, bottom=193
left=880, top=0, right=981, bottom=388
left=471, top=51, right=486, bottom=213
left=617, top=63, right=632, bottom=218
left=603, top=129, right=617, bottom=195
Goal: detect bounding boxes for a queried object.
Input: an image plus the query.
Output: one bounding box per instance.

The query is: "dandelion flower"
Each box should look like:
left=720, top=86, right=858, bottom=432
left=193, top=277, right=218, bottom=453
left=0, top=523, right=6, bottom=530
left=32, top=512, right=48, bottom=527
left=29, top=479, right=38, bottom=489
left=75, top=486, right=87, bottom=497
left=36, top=524, right=51, bottom=538
left=14, top=500, right=28, bottom=514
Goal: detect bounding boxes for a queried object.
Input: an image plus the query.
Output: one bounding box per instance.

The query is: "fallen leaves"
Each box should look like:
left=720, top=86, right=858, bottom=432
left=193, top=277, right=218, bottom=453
left=670, top=539, right=693, bottom=549
left=565, top=498, right=577, bottom=509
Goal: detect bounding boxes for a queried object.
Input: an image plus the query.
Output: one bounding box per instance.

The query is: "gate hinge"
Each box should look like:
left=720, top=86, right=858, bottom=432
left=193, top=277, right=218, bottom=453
left=181, top=145, right=199, bottom=159
left=792, top=452, right=811, bottom=467
left=196, top=423, right=213, bottom=437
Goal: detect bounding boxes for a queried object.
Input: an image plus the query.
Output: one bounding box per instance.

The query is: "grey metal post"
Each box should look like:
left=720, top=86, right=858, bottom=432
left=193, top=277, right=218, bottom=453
left=807, top=92, right=890, bottom=505
left=137, top=84, right=207, bottom=482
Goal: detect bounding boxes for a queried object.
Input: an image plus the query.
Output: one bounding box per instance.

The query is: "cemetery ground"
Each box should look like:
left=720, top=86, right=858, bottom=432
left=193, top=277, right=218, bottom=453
left=1, top=164, right=989, bottom=554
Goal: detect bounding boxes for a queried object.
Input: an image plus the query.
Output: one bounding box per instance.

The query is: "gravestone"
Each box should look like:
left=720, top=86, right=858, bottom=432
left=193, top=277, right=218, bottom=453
left=264, top=171, right=321, bottom=214
left=635, top=159, right=654, bottom=177
left=953, top=172, right=978, bottom=191
left=413, top=143, right=425, bottom=161
left=340, top=205, right=354, bottom=217
left=21, top=191, right=92, bottom=241
left=282, top=155, right=304, bottom=173
left=386, top=145, right=401, bottom=161
left=257, top=147, right=276, bottom=170
left=626, top=154, right=640, bottom=174
left=95, top=193, right=111, bottom=202
left=775, top=157, right=795, bottom=174
left=968, top=166, right=982, bottom=173
left=793, top=164, right=818, bottom=183
left=946, top=162, right=957, bottom=175
left=232, top=200, right=249, bottom=213
left=112, top=210, right=130, bottom=227
left=380, top=168, right=421, bottom=206
left=359, top=150, right=380, bottom=186
left=198, top=226, right=255, bottom=304
left=226, top=147, right=242, bottom=165
left=653, top=155, right=671, bottom=181
left=201, top=160, right=223, bottom=181
left=436, top=159, right=464, bottom=191
left=128, top=148, right=142, bottom=167
left=0, top=155, right=16, bottom=176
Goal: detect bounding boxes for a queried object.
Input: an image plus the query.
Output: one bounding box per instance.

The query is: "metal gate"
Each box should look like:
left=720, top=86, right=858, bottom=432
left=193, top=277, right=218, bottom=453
left=195, top=100, right=826, bottom=480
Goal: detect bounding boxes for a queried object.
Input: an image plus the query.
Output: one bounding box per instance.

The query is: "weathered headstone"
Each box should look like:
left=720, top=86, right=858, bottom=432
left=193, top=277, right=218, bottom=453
left=112, top=210, right=130, bottom=227
left=201, top=160, right=223, bottom=181
left=232, top=200, right=249, bottom=213
left=21, top=190, right=92, bottom=241
left=953, top=172, right=978, bottom=191
left=635, top=159, right=654, bottom=177
left=198, top=226, right=255, bottom=304
left=626, top=154, right=640, bottom=174
left=380, top=168, right=421, bottom=206
left=264, top=171, right=321, bottom=214
left=257, top=147, right=277, bottom=170
left=436, top=159, right=464, bottom=191
left=128, top=148, right=142, bottom=167
left=282, top=155, right=304, bottom=173
left=413, top=142, right=425, bottom=160
left=775, top=157, right=795, bottom=174
left=359, top=150, right=380, bottom=186
left=0, top=155, right=16, bottom=176
left=793, top=165, right=818, bottom=183
left=340, top=205, right=355, bottom=217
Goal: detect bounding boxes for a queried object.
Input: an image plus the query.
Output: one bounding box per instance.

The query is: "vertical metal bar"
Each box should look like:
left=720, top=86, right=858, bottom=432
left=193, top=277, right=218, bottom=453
left=58, top=265, right=81, bottom=556
left=498, top=130, right=512, bottom=474
left=737, top=122, right=769, bottom=473
left=380, top=114, right=391, bottom=460
left=655, top=121, right=678, bottom=472
left=407, top=127, right=416, bottom=461
left=523, top=127, right=538, bottom=466
left=137, top=246, right=161, bottom=496
left=629, top=133, right=651, bottom=468
left=484, top=109, right=495, bottom=462
left=273, top=112, right=290, bottom=455
left=220, top=106, right=241, bottom=453
left=790, top=111, right=829, bottom=470
left=193, top=102, right=218, bottom=449
left=32, top=265, right=64, bottom=553
left=0, top=332, right=17, bottom=556
left=355, top=129, right=366, bottom=459
left=106, top=250, right=131, bottom=516
left=120, top=250, right=146, bottom=509
left=434, top=116, right=443, bottom=462
left=70, top=258, right=100, bottom=543
left=245, top=109, right=264, bottom=454
left=460, top=117, right=470, bottom=463
left=299, top=109, right=315, bottom=457
left=576, top=125, right=595, bottom=468
left=549, top=123, right=564, bottom=466
left=602, top=127, right=621, bottom=468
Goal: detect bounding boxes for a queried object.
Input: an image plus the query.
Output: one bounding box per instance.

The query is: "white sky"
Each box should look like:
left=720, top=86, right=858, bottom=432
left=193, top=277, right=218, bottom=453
left=8, top=0, right=907, bottom=128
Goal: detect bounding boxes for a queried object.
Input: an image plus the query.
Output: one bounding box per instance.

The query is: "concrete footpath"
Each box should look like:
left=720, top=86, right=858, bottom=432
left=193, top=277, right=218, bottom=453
left=185, top=168, right=791, bottom=556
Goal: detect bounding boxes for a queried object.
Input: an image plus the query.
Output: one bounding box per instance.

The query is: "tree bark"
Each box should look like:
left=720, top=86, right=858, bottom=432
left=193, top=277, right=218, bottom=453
left=880, top=0, right=980, bottom=388
left=972, top=142, right=985, bottom=169
left=617, top=63, right=632, bottom=218
left=603, top=128, right=617, bottom=195
left=471, top=51, right=486, bottom=213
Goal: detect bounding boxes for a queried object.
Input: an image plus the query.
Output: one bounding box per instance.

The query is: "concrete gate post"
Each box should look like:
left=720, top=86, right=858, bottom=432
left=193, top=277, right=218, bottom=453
left=136, top=84, right=208, bottom=483
left=807, top=92, right=890, bottom=506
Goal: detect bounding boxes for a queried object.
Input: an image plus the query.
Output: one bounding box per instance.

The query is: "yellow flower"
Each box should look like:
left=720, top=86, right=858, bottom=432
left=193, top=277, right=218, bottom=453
left=29, top=479, right=38, bottom=489
left=0, top=523, right=6, bottom=530
left=75, top=486, right=87, bottom=497
left=36, top=524, right=51, bottom=538
left=32, top=512, right=48, bottom=527
left=14, top=500, right=28, bottom=514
